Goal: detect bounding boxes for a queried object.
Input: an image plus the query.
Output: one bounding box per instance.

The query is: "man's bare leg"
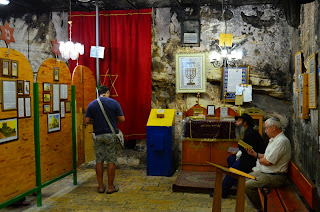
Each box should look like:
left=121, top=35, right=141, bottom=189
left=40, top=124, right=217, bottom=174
left=106, top=163, right=116, bottom=191
left=96, top=162, right=105, bottom=192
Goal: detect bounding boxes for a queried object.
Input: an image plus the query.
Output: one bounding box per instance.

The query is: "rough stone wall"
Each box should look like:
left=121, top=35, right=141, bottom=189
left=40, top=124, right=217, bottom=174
left=0, top=12, right=68, bottom=79
left=152, top=5, right=292, bottom=164
left=291, top=1, right=320, bottom=194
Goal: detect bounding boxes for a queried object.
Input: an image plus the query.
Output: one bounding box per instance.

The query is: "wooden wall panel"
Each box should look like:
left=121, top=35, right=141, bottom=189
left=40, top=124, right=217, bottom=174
left=71, top=65, right=96, bottom=165
left=0, top=48, right=35, bottom=203
left=37, top=58, right=72, bottom=183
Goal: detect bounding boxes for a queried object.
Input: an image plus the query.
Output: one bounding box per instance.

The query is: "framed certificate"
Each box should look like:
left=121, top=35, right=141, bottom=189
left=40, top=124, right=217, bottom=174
left=207, top=105, right=215, bottom=116
left=2, top=80, right=17, bottom=111
left=308, top=53, right=317, bottom=109
left=181, top=19, right=200, bottom=47
left=294, top=52, right=303, bottom=92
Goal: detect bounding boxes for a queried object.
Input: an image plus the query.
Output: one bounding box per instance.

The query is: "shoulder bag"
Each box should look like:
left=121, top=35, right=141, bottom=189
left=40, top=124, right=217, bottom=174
left=97, top=98, right=124, bottom=148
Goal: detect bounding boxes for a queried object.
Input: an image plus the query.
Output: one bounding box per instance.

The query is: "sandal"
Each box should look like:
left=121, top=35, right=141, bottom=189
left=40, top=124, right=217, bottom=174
left=97, top=188, right=106, bottom=193
left=106, top=186, right=119, bottom=194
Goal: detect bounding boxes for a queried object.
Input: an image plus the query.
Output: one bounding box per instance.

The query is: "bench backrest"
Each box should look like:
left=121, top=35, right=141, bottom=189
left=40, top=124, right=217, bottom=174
left=288, top=161, right=317, bottom=210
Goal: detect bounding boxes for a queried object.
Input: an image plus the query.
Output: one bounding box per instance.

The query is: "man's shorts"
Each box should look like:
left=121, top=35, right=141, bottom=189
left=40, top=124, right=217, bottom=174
left=93, top=133, right=117, bottom=163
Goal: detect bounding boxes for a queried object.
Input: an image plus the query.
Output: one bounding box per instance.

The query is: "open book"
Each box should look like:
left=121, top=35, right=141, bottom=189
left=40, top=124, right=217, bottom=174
left=238, top=140, right=252, bottom=149
left=228, top=147, right=239, bottom=153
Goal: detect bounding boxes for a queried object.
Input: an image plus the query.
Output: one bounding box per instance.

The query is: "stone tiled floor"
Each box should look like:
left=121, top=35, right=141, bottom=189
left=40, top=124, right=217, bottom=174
left=3, top=167, right=256, bottom=212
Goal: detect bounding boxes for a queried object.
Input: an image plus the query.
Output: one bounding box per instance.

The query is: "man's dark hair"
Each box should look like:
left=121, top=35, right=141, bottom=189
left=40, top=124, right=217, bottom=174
left=98, top=85, right=109, bottom=95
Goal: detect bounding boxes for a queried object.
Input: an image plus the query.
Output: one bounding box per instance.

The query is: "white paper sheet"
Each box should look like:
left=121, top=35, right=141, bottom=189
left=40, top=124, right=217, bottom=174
left=227, top=68, right=242, bottom=92
left=243, top=85, right=252, bottom=102
left=235, top=85, right=244, bottom=95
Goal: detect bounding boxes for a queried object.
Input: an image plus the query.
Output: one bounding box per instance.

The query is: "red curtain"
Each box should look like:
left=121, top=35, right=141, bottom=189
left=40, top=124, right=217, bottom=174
left=69, top=9, right=152, bottom=140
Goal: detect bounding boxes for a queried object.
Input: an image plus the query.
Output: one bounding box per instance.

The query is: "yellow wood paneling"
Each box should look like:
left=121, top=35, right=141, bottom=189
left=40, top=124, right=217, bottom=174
left=0, top=48, right=35, bottom=203
left=71, top=65, right=96, bottom=164
left=37, top=58, right=72, bottom=183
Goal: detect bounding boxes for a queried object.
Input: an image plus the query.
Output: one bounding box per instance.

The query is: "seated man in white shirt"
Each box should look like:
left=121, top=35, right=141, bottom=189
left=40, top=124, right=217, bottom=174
left=244, top=117, right=291, bottom=212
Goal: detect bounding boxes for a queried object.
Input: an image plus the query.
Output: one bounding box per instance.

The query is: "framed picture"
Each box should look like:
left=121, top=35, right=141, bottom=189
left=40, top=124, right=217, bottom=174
left=60, top=84, right=68, bottom=100
left=52, top=83, right=60, bottom=112
left=18, top=97, right=25, bottom=118
left=207, top=105, right=215, bottom=116
left=61, top=101, right=65, bottom=118
left=43, top=82, right=51, bottom=92
left=53, top=67, right=59, bottom=81
left=0, top=117, right=18, bottom=144
left=0, top=79, right=2, bottom=103
left=176, top=53, right=206, bottom=93
left=65, top=101, right=71, bottom=113
left=48, top=113, right=61, bottom=133
left=221, top=66, right=250, bottom=102
left=17, top=80, right=24, bottom=95
left=25, top=97, right=31, bottom=117
left=1, top=59, right=10, bottom=76
left=2, top=80, right=17, bottom=111
left=43, top=104, right=51, bottom=113
left=308, top=53, right=317, bottom=109
left=24, top=81, right=30, bottom=95
left=295, top=52, right=303, bottom=92
left=181, top=19, right=200, bottom=47
left=43, top=93, right=51, bottom=102
left=11, top=60, right=18, bottom=77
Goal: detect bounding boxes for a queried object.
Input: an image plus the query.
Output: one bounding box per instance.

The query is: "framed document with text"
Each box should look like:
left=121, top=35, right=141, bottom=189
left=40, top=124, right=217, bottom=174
left=308, top=53, right=317, bottom=109
left=176, top=53, right=206, bottom=93
left=295, top=52, right=303, bottom=92
left=2, top=80, right=17, bottom=111
left=181, top=19, right=200, bottom=47
left=221, top=66, right=249, bottom=102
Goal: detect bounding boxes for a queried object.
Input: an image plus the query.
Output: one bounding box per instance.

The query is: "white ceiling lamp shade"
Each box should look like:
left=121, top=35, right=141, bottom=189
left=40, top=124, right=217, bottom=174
left=0, top=0, right=10, bottom=5
left=59, top=40, right=84, bottom=60
left=59, top=0, right=84, bottom=60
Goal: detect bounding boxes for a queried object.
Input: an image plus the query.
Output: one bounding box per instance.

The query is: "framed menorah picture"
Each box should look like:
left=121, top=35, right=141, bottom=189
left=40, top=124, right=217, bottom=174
left=176, top=53, right=206, bottom=93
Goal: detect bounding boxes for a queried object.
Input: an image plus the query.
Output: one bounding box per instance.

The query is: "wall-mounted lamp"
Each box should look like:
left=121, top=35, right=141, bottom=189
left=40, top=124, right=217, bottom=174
left=0, top=0, right=9, bottom=5
left=209, top=47, right=243, bottom=68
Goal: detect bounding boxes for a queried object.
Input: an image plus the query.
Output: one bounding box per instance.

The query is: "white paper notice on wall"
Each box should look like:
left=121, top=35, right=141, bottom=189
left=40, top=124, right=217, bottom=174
left=243, top=85, right=252, bottom=102
left=236, top=85, right=244, bottom=95
left=90, top=46, right=105, bottom=59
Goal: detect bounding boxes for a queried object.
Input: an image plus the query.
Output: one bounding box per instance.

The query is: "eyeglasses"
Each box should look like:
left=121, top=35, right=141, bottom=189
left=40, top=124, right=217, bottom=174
left=265, top=126, right=273, bottom=129
left=271, top=117, right=280, bottom=121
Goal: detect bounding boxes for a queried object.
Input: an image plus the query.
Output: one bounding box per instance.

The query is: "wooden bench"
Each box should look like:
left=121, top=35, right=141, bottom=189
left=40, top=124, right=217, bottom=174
left=258, top=161, right=317, bottom=211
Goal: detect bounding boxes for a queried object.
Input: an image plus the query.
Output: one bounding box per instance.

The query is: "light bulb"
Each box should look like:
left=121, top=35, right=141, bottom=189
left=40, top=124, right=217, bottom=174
left=221, top=50, right=227, bottom=58
left=0, top=0, right=10, bottom=5
left=209, top=51, right=221, bottom=61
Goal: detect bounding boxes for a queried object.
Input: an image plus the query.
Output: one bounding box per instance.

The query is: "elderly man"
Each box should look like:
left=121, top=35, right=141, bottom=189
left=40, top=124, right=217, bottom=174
left=245, top=117, right=291, bottom=212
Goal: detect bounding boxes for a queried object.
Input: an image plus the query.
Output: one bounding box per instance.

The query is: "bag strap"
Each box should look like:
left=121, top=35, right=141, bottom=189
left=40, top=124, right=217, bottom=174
left=97, top=98, right=116, bottom=136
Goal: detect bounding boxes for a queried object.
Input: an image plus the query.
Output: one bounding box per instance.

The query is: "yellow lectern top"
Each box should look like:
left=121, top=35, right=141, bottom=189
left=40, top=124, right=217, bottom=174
left=147, top=109, right=175, bottom=127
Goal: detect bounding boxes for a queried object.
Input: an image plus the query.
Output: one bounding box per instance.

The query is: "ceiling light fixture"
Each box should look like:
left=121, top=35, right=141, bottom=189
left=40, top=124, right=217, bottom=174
left=209, top=0, right=243, bottom=68
left=0, top=0, right=10, bottom=5
left=59, top=0, right=84, bottom=60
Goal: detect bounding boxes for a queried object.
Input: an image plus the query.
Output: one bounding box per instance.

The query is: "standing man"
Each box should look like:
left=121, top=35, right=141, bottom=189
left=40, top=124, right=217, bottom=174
left=217, top=113, right=265, bottom=198
left=85, top=85, right=125, bottom=194
left=245, top=117, right=291, bottom=212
